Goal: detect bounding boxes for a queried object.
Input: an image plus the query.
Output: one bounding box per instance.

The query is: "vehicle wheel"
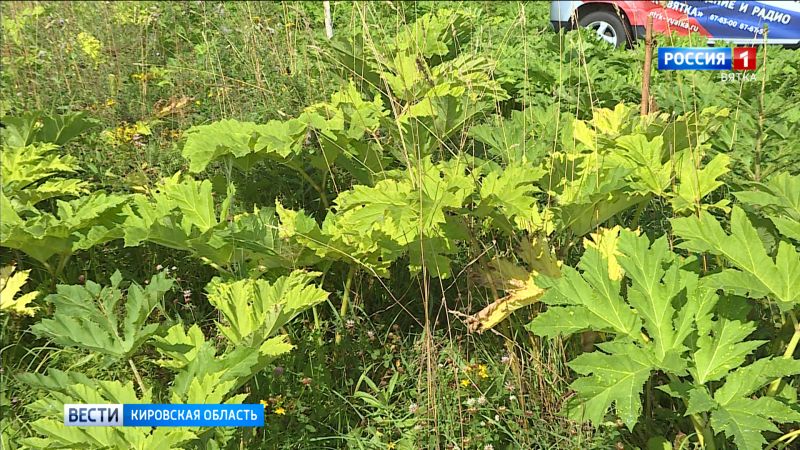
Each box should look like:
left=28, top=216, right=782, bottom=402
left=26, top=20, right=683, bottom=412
left=577, top=10, right=631, bottom=48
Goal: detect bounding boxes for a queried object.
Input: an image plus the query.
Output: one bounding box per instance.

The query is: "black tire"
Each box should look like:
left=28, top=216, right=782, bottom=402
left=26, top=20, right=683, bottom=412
left=577, top=10, right=632, bottom=48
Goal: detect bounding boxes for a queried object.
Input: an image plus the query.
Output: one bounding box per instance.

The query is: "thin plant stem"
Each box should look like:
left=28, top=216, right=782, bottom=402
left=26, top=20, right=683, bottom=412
left=128, top=358, right=146, bottom=395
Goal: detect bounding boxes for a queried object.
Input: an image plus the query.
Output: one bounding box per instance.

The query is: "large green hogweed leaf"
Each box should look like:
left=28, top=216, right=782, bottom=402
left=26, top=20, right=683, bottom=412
left=32, top=271, right=173, bottom=359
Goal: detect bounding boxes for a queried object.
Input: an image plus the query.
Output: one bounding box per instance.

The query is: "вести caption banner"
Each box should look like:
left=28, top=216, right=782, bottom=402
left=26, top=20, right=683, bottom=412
left=64, top=404, right=265, bottom=427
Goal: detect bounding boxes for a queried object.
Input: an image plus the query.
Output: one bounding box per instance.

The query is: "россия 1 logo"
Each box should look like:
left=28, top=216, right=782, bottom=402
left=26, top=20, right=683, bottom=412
left=658, top=47, right=757, bottom=71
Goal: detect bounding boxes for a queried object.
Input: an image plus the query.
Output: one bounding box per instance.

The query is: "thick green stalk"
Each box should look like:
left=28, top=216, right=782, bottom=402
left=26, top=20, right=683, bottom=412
left=312, top=305, right=323, bottom=346
left=641, top=334, right=716, bottom=449
left=767, top=311, right=800, bottom=397
left=766, top=428, right=800, bottom=450
left=313, top=265, right=332, bottom=346
left=334, top=266, right=355, bottom=345
left=662, top=372, right=716, bottom=449
left=296, top=167, right=329, bottom=209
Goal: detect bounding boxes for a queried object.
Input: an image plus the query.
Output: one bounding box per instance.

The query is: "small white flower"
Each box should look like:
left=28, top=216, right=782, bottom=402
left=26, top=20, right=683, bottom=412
left=408, top=403, right=418, bottom=414
left=501, top=355, right=511, bottom=364
left=494, top=414, right=500, bottom=421
left=484, top=444, right=494, bottom=450
left=477, top=395, right=487, bottom=405
left=156, top=264, right=163, bottom=271
left=465, top=397, right=476, bottom=407
left=509, top=395, right=517, bottom=402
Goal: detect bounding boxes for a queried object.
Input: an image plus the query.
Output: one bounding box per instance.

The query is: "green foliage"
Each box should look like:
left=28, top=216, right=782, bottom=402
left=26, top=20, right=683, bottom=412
left=469, top=109, right=551, bottom=166
left=530, top=104, right=731, bottom=236
left=278, top=156, right=474, bottom=278
left=1, top=192, right=128, bottom=267
left=735, top=172, right=800, bottom=241
left=3, top=2, right=800, bottom=449
left=32, top=271, right=173, bottom=360
left=1, top=143, right=89, bottom=208
left=672, top=153, right=731, bottom=214
left=1, top=111, right=98, bottom=148
left=205, top=270, right=328, bottom=345
left=527, top=229, right=800, bottom=448
left=17, top=266, right=327, bottom=447
left=182, top=118, right=306, bottom=174
left=152, top=323, right=293, bottom=399
left=672, top=206, right=800, bottom=309
left=122, top=173, right=296, bottom=273
left=0, top=264, right=39, bottom=316
left=0, top=110, right=124, bottom=275
left=21, top=380, right=196, bottom=450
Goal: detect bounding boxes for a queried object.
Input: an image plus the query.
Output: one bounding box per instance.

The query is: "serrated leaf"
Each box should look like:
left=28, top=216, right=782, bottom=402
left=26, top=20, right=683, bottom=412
left=710, top=397, right=800, bottom=450
left=529, top=246, right=638, bottom=339
left=685, top=388, right=716, bottom=415
left=714, top=357, right=800, bottom=405
left=18, top=369, right=95, bottom=394
left=182, top=118, right=305, bottom=173
left=1, top=192, right=128, bottom=265
left=21, top=380, right=195, bottom=450
left=615, top=134, right=671, bottom=196
left=525, top=305, right=593, bottom=338
left=567, top=342, right=654, bottom=430
left=616, top=231, right=688, bottom=362
left=469, top=110, right=548, bottom=166
left=584, top=226, right=625, bottom=281
left=163, top=176, right=217, bottom=233
left=477, top=162, right=550, bottom=233
left=32, top=272, right=173, bottom=359
left=771, top=216, right=800, bottom=241
left=689, top=319, right=764, bottom=384
left=672, top=153, right=730, bottom=213
left=153, top=324, right=294, bottom=398
left=205, top=270, right=328, bottom=345
left=0, top=142, right=88, bottom=207
left=0, top=264, right=39, bottom=316
left=672, top=206, right=800, bottom=307
left=279, top=157, right=472, bottom=278
left=735, top=172, right=800, bottom=241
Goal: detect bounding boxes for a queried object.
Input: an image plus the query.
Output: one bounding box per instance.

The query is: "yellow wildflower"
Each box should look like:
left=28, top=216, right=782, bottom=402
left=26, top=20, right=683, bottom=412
left=478, top=364, right=489, bottom=379
left=274, top=407, right=286, bottom=415
left=77, top=32, right=102, bottom=64
left=387, top=443, right=396, bottom=450
left=460, top=378, right=470, bottom=387
left=259, top=399, right=268, bottom=408
left=105, top=98, right=116, bottom=107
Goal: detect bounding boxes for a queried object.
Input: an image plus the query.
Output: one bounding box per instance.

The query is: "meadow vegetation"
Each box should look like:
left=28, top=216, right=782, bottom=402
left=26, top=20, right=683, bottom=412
left=1, top=2, right=799, bottom=449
